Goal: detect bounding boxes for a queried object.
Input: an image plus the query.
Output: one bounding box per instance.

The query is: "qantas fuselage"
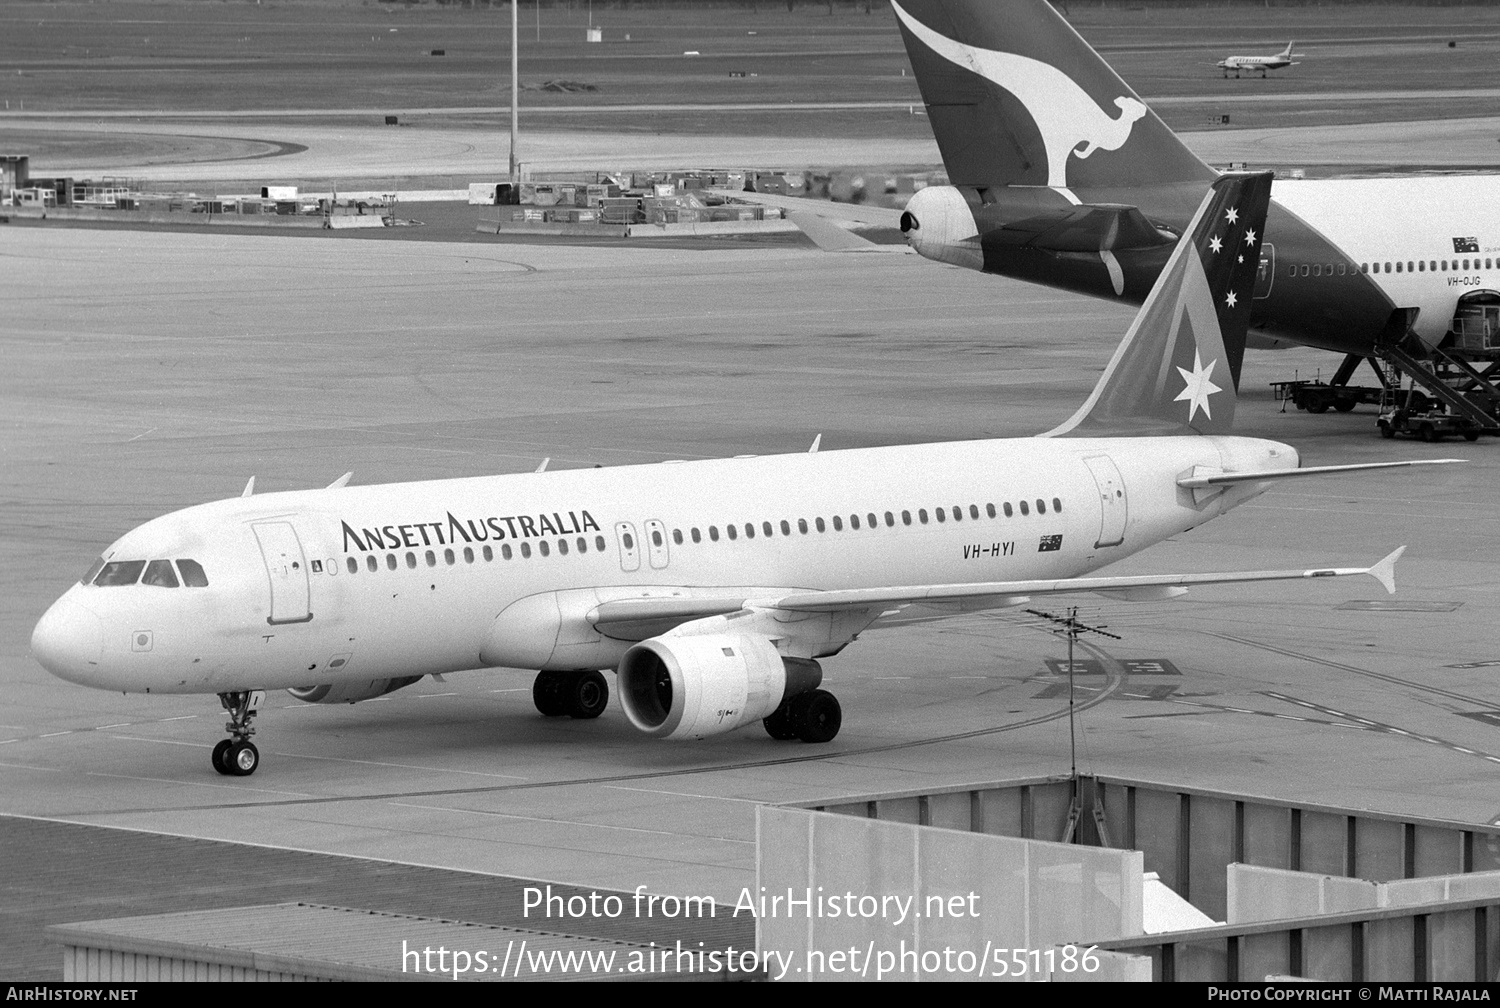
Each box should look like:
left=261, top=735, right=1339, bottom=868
left=902, top=175, right=1500, bottom=355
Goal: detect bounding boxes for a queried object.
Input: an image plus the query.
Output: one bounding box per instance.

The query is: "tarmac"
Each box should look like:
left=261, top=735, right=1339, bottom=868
left=3, top=119, right=1499, bottom=980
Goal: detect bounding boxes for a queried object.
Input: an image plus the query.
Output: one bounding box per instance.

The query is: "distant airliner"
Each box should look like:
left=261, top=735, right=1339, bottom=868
left=891, top=0, right=1500, bottom=359
left=1217, top=42, right=1301, bottom=78
left=31, top=173, right=1451, bottom=777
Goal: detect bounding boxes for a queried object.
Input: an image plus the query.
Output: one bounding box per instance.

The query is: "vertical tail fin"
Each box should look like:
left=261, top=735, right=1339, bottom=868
left=1279, top=41, right=1296, bottom=59
left=1042, top=172, right=1274, bottom=438
left=890, top=0, right=1215, bottom=190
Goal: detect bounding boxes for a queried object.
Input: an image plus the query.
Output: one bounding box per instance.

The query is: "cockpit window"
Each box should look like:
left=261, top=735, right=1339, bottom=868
left=141, top=560, right=179, bottom=588
left=81, top=557, right=106, bottom=585
left=94, top=560, right=145, bottom=586
left=89, top=558, right=208, bottom=587
left=177, top=559, right=209, bottom=587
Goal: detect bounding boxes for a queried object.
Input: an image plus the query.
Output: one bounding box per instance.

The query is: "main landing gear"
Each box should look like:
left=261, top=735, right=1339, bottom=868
left=763, top=689, right=842, bottom=743
left=213, top=690, right=265, bottom=776
left=533, top=670, right=610, bottom=719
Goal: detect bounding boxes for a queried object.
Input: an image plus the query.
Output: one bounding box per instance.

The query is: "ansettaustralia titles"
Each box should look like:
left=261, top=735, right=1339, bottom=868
left=341, top=509, right=602, bottom=552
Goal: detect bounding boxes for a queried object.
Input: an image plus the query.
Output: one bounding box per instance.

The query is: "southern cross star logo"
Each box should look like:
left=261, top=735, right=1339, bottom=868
left=1209, top=236, right=1223, bottom=253
left=1244, top=228, right=1258, bottom=245
left=1225, top=207, right=1239, bottom=224
left=1225, top=290, right=1238, bottom=308
left=1174, top=350, right=1222, bottom=421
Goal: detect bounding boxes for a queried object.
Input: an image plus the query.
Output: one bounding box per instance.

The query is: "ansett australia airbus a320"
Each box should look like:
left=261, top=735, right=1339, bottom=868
left=32, top=174, right=1454, bottom=778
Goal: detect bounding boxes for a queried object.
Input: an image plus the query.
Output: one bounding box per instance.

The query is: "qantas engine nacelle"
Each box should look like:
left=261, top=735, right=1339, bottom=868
left=287, top=675, right=423, bottom=705
left=617, top=634, right=821, bottom=740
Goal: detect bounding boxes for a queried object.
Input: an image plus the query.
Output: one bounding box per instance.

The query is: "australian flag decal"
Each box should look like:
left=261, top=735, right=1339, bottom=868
left=1038, top=534, right=1063, bottom=552
left=1453, top=237, right=1480, bottom=254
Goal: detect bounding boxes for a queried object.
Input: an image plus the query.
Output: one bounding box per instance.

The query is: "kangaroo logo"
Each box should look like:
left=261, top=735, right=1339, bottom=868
left=893, top=1, right=1147, bottom=188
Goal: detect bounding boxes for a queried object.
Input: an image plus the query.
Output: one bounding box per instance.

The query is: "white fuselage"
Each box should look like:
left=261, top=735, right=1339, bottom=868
left=32, top=434, right=1293, bottom=697
left=1272, top=176, right=1500, bottom=346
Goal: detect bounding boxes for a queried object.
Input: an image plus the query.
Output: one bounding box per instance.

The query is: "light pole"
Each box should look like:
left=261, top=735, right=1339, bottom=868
left=509, top=0, right=519, bottom=184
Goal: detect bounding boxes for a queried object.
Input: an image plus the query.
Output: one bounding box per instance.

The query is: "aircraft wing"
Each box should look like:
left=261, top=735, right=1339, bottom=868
left=758, top=548, right=1404, bottom=610
left=590, top=548, right=1404, bottom=639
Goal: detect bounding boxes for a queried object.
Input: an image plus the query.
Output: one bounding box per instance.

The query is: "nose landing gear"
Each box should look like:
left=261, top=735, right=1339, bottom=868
left=213, top=690, right=265, bottom=776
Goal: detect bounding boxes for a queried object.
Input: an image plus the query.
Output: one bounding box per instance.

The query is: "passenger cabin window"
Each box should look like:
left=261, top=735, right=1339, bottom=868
left=348, top=557, right=359, bottom=574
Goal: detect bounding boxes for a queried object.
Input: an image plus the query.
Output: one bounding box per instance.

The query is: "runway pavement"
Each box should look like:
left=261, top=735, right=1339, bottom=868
left=3, top=219, right=1497, bottom=981
left=6, top=106, right=1500, bottom=185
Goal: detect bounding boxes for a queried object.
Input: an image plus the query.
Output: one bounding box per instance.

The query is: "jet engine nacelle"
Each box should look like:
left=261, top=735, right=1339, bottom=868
left=287, top=675, right=423, bottom=705
left=617, top=634, right=821, bottom=740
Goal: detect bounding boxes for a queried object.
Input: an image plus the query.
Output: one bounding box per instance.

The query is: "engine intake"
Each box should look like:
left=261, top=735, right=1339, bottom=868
left=618, top=634, right=820, bottom=740
left=287, top=675, right=422, bottom=704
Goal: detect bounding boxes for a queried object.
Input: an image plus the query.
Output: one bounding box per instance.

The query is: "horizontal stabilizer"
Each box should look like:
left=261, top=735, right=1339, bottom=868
left=986, top=203, right=1174, bottom=253
left=786, top=211, right=891, bottom=253
left=1178, top=459, right=1465, bottom=488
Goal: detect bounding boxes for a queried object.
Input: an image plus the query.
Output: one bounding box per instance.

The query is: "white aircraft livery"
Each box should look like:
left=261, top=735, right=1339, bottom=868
left=1217, top=42, right=1301, bottom=78
left=31, top=173, right=1452, bottom=777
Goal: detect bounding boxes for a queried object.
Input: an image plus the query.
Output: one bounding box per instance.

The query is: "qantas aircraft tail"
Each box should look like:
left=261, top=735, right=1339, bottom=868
left=1043, top=172, right=1273, bottom=437
left=890, top=0, right=1215, bottom=190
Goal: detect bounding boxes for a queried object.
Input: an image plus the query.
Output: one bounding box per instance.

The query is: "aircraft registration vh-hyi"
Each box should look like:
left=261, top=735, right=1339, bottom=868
left=892, top=0, right=1499, bottom=358
left=31, top=173, right=1456, bottom=778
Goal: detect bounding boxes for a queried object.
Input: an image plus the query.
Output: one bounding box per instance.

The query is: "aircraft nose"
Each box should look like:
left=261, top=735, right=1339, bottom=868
left=31, top=595, right=105, bottom=685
